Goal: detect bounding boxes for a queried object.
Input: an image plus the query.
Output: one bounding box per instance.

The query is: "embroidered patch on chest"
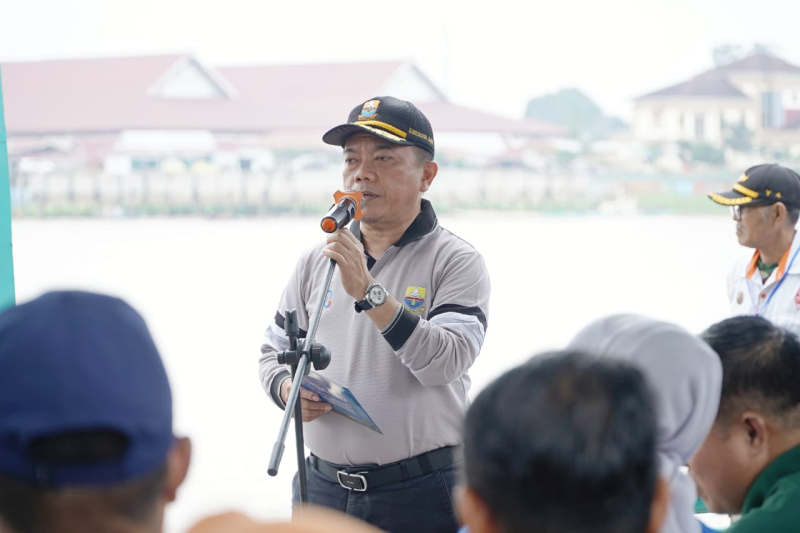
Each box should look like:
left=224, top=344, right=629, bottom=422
left=404, top=286, right=426, bottom=314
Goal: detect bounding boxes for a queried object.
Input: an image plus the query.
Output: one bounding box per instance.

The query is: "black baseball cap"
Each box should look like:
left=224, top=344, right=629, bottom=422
left=709, top=164, right=800, bottom=208
left=322, top=96, right=435, bottom=156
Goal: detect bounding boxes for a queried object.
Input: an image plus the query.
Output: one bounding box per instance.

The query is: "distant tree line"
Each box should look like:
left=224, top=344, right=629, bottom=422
left=524, top=88, right=627, bottom=141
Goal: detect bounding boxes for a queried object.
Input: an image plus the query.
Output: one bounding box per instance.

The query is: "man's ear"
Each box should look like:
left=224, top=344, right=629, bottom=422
left=645, top=477, right=670, bottom=533
left=773, top=202, right=788, bottom=224
left=740, top=411, right=768, bottom=454
left=164, top=436, right=192, bottom=503
left=420, top=161, right=438, bottom=193
left=457, top=486, right=497, bottom=533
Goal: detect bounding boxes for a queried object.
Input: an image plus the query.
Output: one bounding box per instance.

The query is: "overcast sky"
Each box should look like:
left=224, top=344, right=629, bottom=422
left=1, top=0, right=799, bottom=121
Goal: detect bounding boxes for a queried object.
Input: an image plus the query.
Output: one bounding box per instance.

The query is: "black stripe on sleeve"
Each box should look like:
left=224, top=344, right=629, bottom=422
left=382, top=308, right=420, bottom=351
left=270, top=370, right=291, bottom=410
left=427, top=304, right=487, bottom=331
left=275, top=311, right=308, bottom=339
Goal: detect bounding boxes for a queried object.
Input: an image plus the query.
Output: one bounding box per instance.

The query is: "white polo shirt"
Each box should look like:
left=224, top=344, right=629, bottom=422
left=728, top=231, right=800, bottom=335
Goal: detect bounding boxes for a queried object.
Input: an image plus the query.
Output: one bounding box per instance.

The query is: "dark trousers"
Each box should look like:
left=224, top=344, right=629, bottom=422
left=292, top=456, right=461, bottom=533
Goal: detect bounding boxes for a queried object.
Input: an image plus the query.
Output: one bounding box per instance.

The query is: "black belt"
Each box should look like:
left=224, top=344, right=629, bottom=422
left=310, top=445, right=463, bottom=491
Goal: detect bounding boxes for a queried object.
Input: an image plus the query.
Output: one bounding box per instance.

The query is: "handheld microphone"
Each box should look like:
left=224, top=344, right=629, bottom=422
left=321, top=191, right=363, bottom=233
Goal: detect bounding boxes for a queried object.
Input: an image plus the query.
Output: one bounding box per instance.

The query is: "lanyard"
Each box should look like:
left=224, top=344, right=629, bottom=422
left=748, top=245, right=800, bottom=317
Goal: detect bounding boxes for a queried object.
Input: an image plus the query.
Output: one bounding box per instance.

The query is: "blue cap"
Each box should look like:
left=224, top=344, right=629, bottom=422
left=0, top=291, right=173, bottom=486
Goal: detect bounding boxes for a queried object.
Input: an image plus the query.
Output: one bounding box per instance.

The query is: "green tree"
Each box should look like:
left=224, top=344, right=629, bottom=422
left=525, top=88, right=626, bottom=140
left=713, top=44, right=744, bottom=67
left=691, top=143, right=726, bottom=165
left=645, top=144, right=665, bottom=165
left=724, top=122, right=753, bottom=152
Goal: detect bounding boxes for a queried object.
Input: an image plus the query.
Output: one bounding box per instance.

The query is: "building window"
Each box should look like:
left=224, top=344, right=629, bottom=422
left=695, top=114, right=705, bottom=141
left=762, top=91, right=785, bottom=130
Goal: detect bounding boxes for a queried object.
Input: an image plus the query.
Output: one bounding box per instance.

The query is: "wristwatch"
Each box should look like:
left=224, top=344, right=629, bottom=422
left=354, top=281, right=388, bottom=313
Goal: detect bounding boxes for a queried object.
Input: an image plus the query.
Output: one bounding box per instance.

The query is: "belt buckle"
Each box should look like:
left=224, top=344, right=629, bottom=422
left=336, top=470, right=367, bottom=491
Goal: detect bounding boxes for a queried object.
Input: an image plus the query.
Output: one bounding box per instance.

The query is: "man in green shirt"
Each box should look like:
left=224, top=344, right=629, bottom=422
left=692, top=316, right=800, bottom=532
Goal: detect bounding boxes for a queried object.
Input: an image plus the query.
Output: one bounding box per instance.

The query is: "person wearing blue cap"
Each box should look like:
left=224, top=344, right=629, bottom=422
left=0, top=291, right=191, bottom=533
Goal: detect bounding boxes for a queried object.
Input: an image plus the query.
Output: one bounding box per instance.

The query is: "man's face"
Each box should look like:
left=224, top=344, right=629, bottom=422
left=342, top=133, right=435, bottom=229
left=688, top=422, right=760, bottom=515
left=735, top=204, right=774, bottom=249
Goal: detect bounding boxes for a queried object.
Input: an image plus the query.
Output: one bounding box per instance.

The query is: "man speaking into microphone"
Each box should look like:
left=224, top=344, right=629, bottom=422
left=259, top=96, right=491, bottom=532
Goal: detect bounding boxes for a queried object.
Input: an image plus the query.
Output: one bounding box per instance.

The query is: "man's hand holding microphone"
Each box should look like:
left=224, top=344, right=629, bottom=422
left=281, top=190, right=367, bottom=422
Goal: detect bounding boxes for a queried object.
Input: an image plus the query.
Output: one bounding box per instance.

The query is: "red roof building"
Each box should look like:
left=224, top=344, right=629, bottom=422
left=1, top=54, right=564, bottom=165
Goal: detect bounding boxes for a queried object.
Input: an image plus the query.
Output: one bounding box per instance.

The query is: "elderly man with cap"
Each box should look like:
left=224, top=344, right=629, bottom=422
left=709, top=164, right=800, bottom=333
left=0, top=291, right=191, bottom=533
left=259, top=96, right=490, bottom=532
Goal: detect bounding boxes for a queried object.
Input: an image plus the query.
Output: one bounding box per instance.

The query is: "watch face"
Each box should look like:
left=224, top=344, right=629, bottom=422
left=367, top=285, right=387, bottom=306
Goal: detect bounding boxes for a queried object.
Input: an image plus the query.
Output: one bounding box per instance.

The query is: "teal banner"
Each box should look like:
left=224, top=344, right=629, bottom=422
left=0, top=67, right=16, bottom=310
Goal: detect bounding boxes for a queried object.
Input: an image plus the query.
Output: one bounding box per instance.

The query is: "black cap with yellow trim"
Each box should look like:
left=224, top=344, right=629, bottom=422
left=709, top=164, right=800, bottom=207
left=322, top=96, right=435, bottom=157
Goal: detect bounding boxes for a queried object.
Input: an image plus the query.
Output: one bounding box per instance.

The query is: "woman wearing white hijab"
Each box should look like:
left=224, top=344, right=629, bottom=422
left=568, top=314, right=722, bottom=533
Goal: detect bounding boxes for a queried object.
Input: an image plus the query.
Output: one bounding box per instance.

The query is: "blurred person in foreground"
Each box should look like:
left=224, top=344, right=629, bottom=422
left=708, top=164, right=800, bottom=334
left=259, top=96, right=490, bottom=531
left=692, top=316, right=800, bottom=532
left=189, top=506, right=383, bottom=533
left=0, top=291, right=191, bottom=533
left=568, top=314, right=722, bottom=533
left=459, top=351, right=669, bottom=533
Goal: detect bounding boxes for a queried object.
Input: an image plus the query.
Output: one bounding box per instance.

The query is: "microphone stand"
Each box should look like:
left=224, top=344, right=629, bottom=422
left=268, top=258, right=335, bottom=504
